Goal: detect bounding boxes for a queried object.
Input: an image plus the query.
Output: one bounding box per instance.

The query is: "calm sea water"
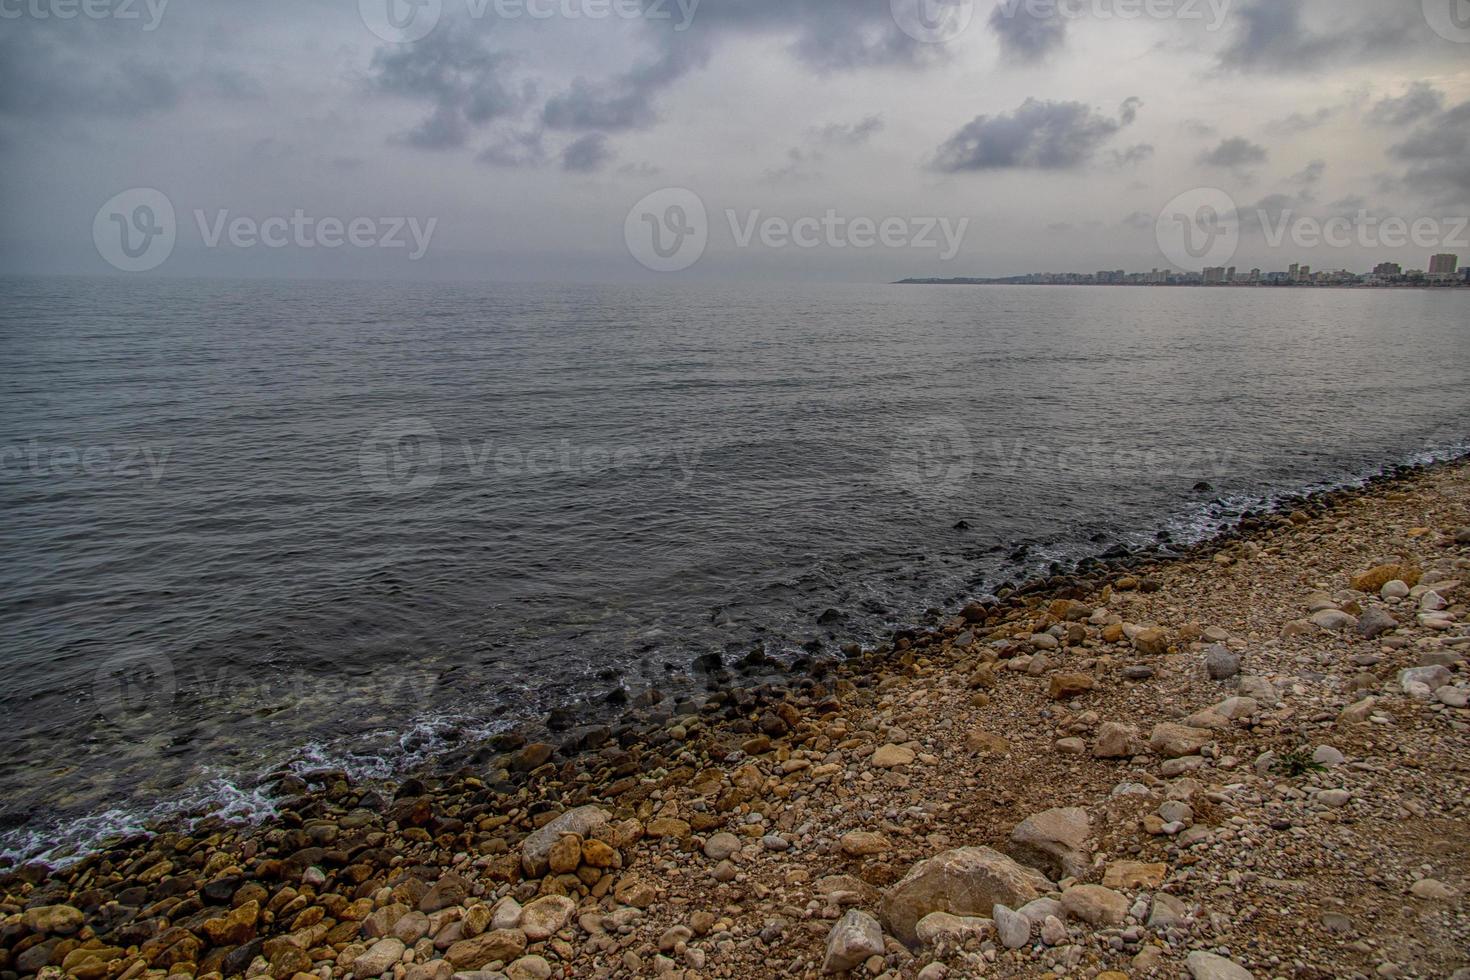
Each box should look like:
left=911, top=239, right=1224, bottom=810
left=2, top=276, right=1467, bottom=862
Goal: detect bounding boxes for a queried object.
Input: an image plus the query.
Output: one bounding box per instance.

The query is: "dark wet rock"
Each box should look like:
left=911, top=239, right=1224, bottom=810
left=1356, top=607, right=1398, bottom=640
left=1205, top=645, right=1241, bottom=681
left=509, top=743, right=555, bottom=772
left=420, top=872, right=473, bottom=913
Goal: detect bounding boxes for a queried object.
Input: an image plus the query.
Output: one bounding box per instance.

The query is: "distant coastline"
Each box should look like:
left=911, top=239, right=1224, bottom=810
left=896, top=276, right=1470, bottom=290
left=896, top=255, right=1469, bottom=290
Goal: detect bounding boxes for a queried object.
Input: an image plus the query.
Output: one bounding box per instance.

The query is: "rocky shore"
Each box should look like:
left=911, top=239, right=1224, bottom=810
left=3, top=460, right=1469, bottom=980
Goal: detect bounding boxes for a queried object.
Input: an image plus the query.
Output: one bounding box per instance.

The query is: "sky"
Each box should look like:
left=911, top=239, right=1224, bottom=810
left=1, top=0, right=1468, bottom=282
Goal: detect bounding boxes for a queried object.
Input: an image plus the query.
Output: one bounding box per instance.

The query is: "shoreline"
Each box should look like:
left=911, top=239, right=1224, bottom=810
left=8, top=443, right=1468, bottom=873
left=2, top=456, right=1467, bottom=979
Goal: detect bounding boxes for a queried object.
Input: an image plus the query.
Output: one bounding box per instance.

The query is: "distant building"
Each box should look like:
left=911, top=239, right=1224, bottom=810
left=1203, top=266, right=1227, bottom=284
left=1373, top=262, right=1402, bottom=277
left=1428, top=253, right=1460, bottom=282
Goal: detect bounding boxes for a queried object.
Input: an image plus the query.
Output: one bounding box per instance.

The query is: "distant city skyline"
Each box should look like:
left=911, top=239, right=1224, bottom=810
left=900, top=251, right=1469, bottom=288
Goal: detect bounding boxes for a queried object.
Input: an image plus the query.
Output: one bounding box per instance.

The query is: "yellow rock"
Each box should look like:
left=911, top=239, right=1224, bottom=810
left=1350, top=564, right=1420, bottom=592
left=1103, top=861, right=1168, bottom=889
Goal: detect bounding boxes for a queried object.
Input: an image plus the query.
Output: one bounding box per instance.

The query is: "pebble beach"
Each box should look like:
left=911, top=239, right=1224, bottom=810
left=3, top=459, right=1468, bottom=980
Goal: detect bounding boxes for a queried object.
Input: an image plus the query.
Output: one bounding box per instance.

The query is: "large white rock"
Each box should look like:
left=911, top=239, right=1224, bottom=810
left=822, top=909, right=884, bottom=974
left=352, top=937, right=406, bottom=977
left=1187, top=950, right=1256, bottom=980
left=520, top=806, right=610, bottom=876
left=915, top=912, right=992, bottom=947
left=880, top=847, right=1051, bottom=947
left=993, top=904, right=1031, bottom=949
left=1008, top=807, right=1092, bottom=879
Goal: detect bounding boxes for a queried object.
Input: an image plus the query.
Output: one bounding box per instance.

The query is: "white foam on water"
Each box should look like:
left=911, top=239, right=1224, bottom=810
left=1, top=711, right=511, bottom=870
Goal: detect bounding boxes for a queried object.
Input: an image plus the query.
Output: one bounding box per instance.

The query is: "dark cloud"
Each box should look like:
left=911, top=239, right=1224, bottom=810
left=0, top=31, right=178, bottom=119
left=1111, top=144, right=1155, bottom=167
left=1288, top=159, right=1326, bottom=186
left=562, top=133, right=614, bottom=172
left=670, top=0, right=948, bottom=72
left=1234, top=192, right=1298, bottom=235
left=1121, top=210, right=1153, bottom=229
left=766, top=115, right=886, bottom=181
left=1367, top=82, right=1445, bottom=128
left=1388, top=101, right=1470, bottom=205
left=370, top=27, right=533, bottom=150
left=988, top=1, right=1067, bottom=63
left=1198, top=137, right=1268, bottom=169
left=203, top=68, right=266, bottom=102
left=1264, top=106, right=1335, bottom=135
left=1217, top=0, right=1420, bottom=74
left=931, top=98, right=1138, bottom=172
left=810, top=115, right=885, bottom=146
left=764, top=147, right=821, bottom=183
left=477, top=129, right=548, bottom=168
left=542, top=38, right=709, bottom=132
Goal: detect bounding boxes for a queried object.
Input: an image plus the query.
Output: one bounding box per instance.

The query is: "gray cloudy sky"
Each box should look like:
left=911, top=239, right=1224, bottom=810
left=1, top=0, right=1467, bottom=281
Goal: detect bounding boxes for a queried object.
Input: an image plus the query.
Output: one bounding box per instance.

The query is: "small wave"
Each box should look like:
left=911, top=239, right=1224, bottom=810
left=0, top=711, right=511, bottom=870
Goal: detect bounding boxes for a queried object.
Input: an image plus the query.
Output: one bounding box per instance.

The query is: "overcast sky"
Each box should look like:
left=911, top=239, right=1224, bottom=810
left=1, top=0, right=1468, bottom=282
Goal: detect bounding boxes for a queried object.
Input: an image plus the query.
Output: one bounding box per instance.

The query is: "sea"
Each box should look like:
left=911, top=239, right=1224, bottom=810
left=2, top=275, right=1467, bottom=864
